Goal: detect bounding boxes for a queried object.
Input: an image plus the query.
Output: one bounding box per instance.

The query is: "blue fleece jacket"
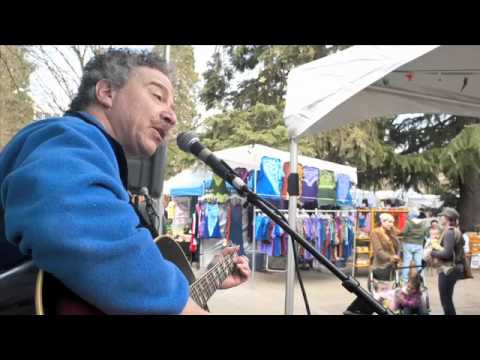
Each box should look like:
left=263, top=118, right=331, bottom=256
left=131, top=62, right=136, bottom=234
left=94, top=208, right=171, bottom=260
left=0, top=112, right=189, bottom=314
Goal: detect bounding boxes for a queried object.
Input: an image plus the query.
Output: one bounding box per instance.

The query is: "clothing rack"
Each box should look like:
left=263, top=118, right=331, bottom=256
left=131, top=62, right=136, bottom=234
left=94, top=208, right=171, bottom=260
left=253, top=207, right=357, bottom=273
left=254, top=209, right=357, bottom=213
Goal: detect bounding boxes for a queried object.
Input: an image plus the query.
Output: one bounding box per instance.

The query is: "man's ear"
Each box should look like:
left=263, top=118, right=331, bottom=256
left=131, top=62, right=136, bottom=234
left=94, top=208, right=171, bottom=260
left=95, top=79, right=114, bottom=108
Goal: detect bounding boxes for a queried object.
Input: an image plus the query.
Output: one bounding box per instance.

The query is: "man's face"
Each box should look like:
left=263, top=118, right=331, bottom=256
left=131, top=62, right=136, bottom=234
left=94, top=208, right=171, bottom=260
left=108, top=66, right=177, bottom=157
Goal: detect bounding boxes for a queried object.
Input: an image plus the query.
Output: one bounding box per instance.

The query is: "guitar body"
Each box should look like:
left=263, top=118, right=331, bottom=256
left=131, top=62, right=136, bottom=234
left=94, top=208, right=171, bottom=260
left=35, top=236, right=201, bottom=315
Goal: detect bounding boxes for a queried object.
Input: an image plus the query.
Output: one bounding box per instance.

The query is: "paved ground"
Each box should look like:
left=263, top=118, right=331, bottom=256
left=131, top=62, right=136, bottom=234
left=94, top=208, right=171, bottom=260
left=197, top=266, right=480, bottom=315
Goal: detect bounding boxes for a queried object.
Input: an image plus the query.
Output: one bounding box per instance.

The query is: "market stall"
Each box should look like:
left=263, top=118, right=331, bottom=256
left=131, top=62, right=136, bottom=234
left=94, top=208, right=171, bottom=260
left=282, top=45, right=480, bottom=314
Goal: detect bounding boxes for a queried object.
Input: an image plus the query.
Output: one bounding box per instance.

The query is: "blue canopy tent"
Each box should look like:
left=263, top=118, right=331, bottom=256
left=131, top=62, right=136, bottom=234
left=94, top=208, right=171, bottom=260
left=164, top=167, right=212, bottom=197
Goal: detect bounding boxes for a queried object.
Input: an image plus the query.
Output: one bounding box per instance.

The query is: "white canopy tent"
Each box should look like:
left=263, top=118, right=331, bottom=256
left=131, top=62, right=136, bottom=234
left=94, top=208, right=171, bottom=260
left=164, top=144, right=357, bottom=278
left=282, top=45, right=480, bottom=314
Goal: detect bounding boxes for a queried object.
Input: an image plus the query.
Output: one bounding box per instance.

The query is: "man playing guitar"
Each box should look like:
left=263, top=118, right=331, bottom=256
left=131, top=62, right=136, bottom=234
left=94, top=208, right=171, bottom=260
left=0, top=48, right=251, bottom=315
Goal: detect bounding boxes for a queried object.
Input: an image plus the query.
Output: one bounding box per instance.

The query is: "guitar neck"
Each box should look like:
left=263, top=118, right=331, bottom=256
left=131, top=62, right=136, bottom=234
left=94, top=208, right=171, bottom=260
left=190, top=254, right=235, bottom=310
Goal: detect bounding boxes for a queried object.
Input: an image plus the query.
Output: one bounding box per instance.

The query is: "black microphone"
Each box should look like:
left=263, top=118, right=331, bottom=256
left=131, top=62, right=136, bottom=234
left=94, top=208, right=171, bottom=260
left=177, top=132, right=248, bottom=193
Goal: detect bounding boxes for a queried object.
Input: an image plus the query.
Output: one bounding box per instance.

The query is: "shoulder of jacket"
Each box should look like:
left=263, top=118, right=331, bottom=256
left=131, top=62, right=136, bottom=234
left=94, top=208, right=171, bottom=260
left=41, top=117, right=112, bottom=149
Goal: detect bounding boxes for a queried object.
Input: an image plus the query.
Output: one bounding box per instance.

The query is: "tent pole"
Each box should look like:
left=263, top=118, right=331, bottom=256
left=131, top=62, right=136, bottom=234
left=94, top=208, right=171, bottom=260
left=285, top=138, right=298, bottom=315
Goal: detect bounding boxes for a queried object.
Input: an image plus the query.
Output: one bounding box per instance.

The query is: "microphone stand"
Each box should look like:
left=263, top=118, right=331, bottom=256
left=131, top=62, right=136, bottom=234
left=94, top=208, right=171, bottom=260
left=223, top=164, right=392, bottom=315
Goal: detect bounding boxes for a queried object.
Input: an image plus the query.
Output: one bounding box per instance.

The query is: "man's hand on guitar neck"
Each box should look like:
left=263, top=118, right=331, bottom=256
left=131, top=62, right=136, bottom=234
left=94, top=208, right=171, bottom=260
left=211, top=246, right=251, bottom=290
left=180, top=246, right=251, bottom=315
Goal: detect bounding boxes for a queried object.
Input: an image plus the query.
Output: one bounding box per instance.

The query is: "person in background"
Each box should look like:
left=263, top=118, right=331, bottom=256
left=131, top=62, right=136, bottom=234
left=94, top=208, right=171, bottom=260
left=395, top=272, right=428, bottom=315
left=431, top=207, right=464, bottom=315
left=430, top=219, right=440, bottom=232
left=399, top=208, right=429, bottom=284
left=371, top=213, right=401, bottom=282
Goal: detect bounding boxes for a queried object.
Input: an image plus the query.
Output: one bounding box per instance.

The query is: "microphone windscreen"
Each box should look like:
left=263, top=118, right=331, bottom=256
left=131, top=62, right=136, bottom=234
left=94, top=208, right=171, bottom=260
left=176, top=131, right=199, bottom=152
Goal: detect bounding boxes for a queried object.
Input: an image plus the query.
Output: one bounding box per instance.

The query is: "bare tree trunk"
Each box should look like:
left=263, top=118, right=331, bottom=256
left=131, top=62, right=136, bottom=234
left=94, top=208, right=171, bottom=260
left=458, top=167, right=480, bottom=232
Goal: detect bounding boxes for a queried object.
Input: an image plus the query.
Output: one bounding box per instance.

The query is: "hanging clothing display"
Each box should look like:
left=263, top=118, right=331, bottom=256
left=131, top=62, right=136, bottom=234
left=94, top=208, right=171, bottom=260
left=281, top=162, right=304, bottom=200
left=301, top=166, right=320, bottom=207
left=229, top=204, right=245, bottom=255
left=234, top=167, right=249, bottom=182
left=172, top=152, right=357, bottom=273
left=247, top=169, right=256, bottom=191
left=206, top=202, right=223, bottom=238
left=317, top=170, right=336, bottom=207
left=255, top=214, right=287, bottom=257
left=295, top=212, right=355, bottom=267
left=195, top=197, right=224, bottom=240
left=256, top=156, right=284, bottom=200
left=225, top=196, right=246, bottom=256
left=212, top=177, right=228, bottom=194
left=336, top=174, right=353, bottom=206
left=171, top=197, right=192, bottom=236
left=255, top=210, right=355, bottom=269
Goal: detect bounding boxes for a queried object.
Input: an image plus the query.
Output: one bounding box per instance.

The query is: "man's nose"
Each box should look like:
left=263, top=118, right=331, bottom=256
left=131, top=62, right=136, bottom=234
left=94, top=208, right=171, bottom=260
left=161, top=110, right=177, bottom=127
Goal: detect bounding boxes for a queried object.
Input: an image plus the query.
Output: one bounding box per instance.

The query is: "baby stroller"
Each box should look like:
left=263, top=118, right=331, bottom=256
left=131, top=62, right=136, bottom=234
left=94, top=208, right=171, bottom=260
left=368, top=265, right=431, bottom=315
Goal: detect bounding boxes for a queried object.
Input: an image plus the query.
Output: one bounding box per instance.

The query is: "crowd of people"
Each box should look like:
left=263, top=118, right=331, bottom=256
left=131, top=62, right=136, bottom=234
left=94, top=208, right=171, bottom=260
left=370, top=206, right=471, bottom=315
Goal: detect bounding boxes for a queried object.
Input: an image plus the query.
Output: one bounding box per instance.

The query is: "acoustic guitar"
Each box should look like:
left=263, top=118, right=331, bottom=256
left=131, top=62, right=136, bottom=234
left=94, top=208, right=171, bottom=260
left=35, top=235, right=236, bottom=314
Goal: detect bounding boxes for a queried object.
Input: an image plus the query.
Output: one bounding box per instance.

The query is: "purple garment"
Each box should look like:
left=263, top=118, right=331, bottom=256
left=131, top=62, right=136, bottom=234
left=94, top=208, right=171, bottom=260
left=399, top=288, right=422, bottom=309
left=312, top=217, right=321, bottom=252
left=302, top=166, right=319, bottom=205
left=234, top=167, right=249, bottom=182
left=303, top=216, right=314, bottom=261
left=197, top=203, right=206, bottom=239
left=260, top=239, right=274, bottom=256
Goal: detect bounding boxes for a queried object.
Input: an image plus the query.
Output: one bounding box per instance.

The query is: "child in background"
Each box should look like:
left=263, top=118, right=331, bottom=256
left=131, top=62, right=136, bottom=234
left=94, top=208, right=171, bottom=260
left=423, top=227, right=443, bottom=267
left=374, top=272, right=428, bottom=314
left=395, top=273, right=428, bottom=314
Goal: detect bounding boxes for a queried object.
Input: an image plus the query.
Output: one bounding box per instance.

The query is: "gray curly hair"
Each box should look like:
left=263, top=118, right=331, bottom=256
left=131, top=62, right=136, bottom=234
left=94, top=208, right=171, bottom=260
left=69, top=48, right=172, bottom=111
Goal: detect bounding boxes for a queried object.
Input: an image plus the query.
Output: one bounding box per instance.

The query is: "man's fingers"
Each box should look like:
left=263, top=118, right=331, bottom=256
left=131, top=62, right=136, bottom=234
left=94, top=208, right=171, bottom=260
left=236, top=263, right=251, bottom=277
left=222, top=246, right=240, bottom=256
left=234, top=255, right=249, bottom=264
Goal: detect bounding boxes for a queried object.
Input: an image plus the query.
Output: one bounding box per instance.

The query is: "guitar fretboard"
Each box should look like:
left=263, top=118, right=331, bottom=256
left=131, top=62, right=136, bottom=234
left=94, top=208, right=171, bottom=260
left=190, top=253, right=236, bottom=310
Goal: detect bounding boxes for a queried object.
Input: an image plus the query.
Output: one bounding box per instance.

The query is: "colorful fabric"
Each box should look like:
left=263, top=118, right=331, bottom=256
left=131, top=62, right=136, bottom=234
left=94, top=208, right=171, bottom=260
left=256, top=156, right=284, bottom=199
left=281, top=162, right=304, bottom=199
left=336, top=174, right=353, bottom=206
left=317, top=170, right=336, bottom=206
left=206, top=203, right=223, bottom=238
left=302, top=166, right=320, bottom=205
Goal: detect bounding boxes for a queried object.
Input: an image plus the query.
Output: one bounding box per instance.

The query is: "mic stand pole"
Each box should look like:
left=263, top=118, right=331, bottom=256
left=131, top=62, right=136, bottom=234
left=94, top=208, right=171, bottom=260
left=235, top=185, right=392, bottom=315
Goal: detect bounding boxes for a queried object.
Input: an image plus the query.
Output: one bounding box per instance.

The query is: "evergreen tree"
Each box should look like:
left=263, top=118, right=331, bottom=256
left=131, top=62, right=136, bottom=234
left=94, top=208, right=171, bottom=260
left=199, top=45, right=480, bottom=229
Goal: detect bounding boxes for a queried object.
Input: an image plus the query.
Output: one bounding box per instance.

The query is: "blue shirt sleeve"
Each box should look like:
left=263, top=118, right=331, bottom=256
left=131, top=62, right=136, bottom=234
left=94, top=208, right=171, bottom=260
left=1, top=121, right=189, bottom=314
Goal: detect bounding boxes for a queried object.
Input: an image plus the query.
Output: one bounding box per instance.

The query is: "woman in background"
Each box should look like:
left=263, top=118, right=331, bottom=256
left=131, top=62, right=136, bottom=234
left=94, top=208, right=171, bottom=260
left=370, top=213, right=401, bottom=282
